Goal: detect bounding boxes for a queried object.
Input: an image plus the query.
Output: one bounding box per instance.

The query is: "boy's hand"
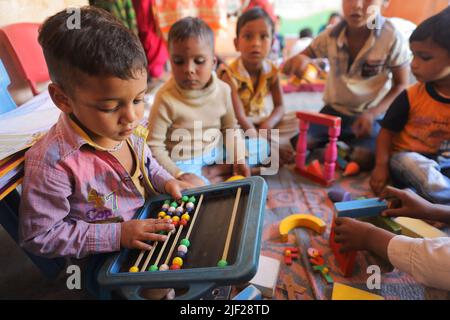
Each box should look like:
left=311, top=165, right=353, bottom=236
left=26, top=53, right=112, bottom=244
left=178, top=173, right=206, bottom=187
left=120, top=218, right=174, bottom=251
left=370, top=165, right=390, bottom=195
left=334, top=217, right=374, bottom=252
left=352, top=112, right=374, bottom=138
left=282, top=54, right=311, bottom=78
left=165, top=179, right=196, bottom=199
left=233, top=163, right=251, bottom=177
left=380, top=186, right=434, bottom=220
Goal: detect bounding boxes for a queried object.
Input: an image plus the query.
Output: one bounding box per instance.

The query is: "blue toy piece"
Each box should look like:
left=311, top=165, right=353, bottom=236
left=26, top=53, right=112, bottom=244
left=334, top=198, right=388, bottom=218
left=232, top=285, right=262, bottom=300
left=0, top=59, right=17, bottom=115
left=328, top=188, right=352, bottom=203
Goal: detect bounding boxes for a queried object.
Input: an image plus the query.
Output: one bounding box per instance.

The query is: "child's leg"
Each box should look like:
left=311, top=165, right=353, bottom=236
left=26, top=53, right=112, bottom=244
left=390, top=152, right=450, bottom=205
left=273, top=111, right=299, bottom=164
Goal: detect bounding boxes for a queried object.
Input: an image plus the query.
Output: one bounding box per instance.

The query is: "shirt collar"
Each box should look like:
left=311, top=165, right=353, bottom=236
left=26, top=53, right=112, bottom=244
left=331, top=16, right=386, bottom=48
left=230, top=57, right=277, bottom=91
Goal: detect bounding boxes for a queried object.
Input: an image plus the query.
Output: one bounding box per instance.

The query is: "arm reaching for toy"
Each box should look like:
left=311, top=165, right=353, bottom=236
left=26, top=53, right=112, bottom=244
left=380, top=186, right=450, bottom=224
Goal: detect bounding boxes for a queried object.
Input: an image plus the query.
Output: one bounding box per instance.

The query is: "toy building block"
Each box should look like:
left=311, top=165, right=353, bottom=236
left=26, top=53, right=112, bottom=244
left=362, top=216, right=402, bottom=235
left=342, top=161, right=360, bottom=176
left=249, top=255, right=280, bottom=298
left=393, top=217, right=447, bottom=238
left=307, top=247, right=325, bottom=265
left=334, top=198, right=388, bottom=219
left=295, top=111, right=341, bottom=186
left=313, top=265, right=334, bottom=284
left=284, top=247, right=299, bottom=265
left=232, top=285, right=262, bottom=300
left=329, top=217, right=357, bottom=277
left=331, top=282, right=384, bottom=300
left=336, top=155, right=348, bottom=170
left=328, top=188, right=352, bottom=203
left=284, top=274, right=306, bottom=299
left=279, top=214, right=326, bottom=242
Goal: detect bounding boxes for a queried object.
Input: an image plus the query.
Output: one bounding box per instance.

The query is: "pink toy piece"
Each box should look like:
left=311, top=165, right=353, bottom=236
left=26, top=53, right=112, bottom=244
left=295, top=111, right=341, bottom=186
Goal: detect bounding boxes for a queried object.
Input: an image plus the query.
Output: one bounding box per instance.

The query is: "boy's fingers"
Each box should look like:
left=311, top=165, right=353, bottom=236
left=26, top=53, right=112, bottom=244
left=132, top=240, right=153, bottom=251
left=142, top=232, right=169, bottom=242
left=144, top=218, right=172, bottom=224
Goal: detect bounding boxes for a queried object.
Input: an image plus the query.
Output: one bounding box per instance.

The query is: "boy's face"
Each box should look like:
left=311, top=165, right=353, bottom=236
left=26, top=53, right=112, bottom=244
left=50, top=71, right=147, bottom=148
left=342, top=0, right=387, bottom=29
left=169, top=37, right=216, bottom=90
left=410, top=39, right=450, bottom=83
left=235, top=18, right=273, bottom=67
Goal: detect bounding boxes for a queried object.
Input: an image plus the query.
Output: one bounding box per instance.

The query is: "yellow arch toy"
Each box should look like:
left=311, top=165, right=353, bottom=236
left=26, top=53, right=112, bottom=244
left=279, top=214, right=326, bottom=242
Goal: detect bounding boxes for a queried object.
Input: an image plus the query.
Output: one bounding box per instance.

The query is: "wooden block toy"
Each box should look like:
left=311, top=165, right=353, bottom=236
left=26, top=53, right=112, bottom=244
left=306, top=159, right=323, bottom=177
left=393, top=217, right=447, bottom=238
left=279, top=214, right=326, bottom=242
left=232, top=285, right=262, bottom=300
left=295, top=111, right=341, bottom=186
left=249, top=255, right=281, bottom=298
left=362, top=216, right=402, bottom=235
left=313, top=265, right=334, bottom=284
left=329, top=216, right=357, bottom=277
left=307, top=247, right=324, bottom=265
left=283, top=274, right=306, bottom=299
left=334, top=198, right=388, bottom=219
left=331, top=282, right=384, bottom=300
left=328, top=188, right=352, bottom=203
left=284, top=247, right=299, bottom=265
left=342, top=161, right=360, bottom=176
left=97, top=177, right=268, bottom=300
left=225, top=175, right=245, bottom=182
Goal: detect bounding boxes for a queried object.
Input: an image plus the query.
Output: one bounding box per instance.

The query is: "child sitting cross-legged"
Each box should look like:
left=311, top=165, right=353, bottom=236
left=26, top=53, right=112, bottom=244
left=147, top=17, right=250, bottom=185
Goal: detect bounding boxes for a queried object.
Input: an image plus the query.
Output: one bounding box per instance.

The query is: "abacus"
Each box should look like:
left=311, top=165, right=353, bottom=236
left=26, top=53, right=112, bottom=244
left=97, top=177, right=267, bottom=300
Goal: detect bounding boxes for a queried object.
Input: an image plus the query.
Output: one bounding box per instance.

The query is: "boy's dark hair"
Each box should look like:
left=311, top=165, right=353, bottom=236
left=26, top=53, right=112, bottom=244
left=38, top=6, right=147, bottom=94
left=168, top=17, right=215, bottom=52
left=236, top=7, right=275, bottom=38
left=299, top=28, right=313, bottom=39
left=329, top=12, right=342, bottom=21
left=409, top=7, right=450, bottom=54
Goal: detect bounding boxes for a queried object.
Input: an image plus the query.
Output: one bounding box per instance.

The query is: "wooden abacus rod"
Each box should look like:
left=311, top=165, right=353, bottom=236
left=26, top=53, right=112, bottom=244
left=131, top=250, right=145, bottom=271
left=164, top=224, right=185, bottom=266
left=220, top=187, right=242, bottom=264
left=185, top=194, right=204, bottom=240
left=153, top=229, right=174, bottom=268
left=140, top=242, right=158, bottom=272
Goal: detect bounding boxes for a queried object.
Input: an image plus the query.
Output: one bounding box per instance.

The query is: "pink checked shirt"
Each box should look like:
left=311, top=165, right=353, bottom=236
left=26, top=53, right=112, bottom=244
left=19, top=113, right=174, bottom=258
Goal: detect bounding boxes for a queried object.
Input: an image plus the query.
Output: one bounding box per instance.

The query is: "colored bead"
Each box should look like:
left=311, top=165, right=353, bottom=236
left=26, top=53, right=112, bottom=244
left=177, top=244, right=188, bottom=253
left=159, top=264, right=169, bottom=271
left=188, top=196, right=196, bottom=203
left=175, top=207, right=184, bottom=215
left=217, top=260, right=228, bottom=268
left=129, top=266, right=139, bottom=273
left=186, top=207, right=193, bottom=213
left=173, top=257, right=183, bottom=267
left=168, top=206, right=175, bottom=213
left=163, top=215, right=171, bottom=220
left=181, top=213, right=190, bottom=221
left=180, top=219, right=187, bottom=226
left=158, top=211, right=166, bottom=218
left=159, top=230, right=167, bottom=235
left=186, top=202, right=194, bottom=209
left=149, top=265, right=158, bottom=271
left=172, top=216, right=180, bottom=223
left=170, top=264, right=181, bottom=270
left=172, top=220, right=179, bottom=227
left=162, top=204, right=170, bottom=210
left=176, top=251, right=186, bottom=259
left=170, top=201, right=178, bottom=208
left=174, top=211, right=181, bottom=217
left=182, top=195, right=189, bottom=202
left=164, top=200, right=171, bottom=205
left=180, top=238, right=190, bottom=247
left=284, top=249, right=292, bottom=256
